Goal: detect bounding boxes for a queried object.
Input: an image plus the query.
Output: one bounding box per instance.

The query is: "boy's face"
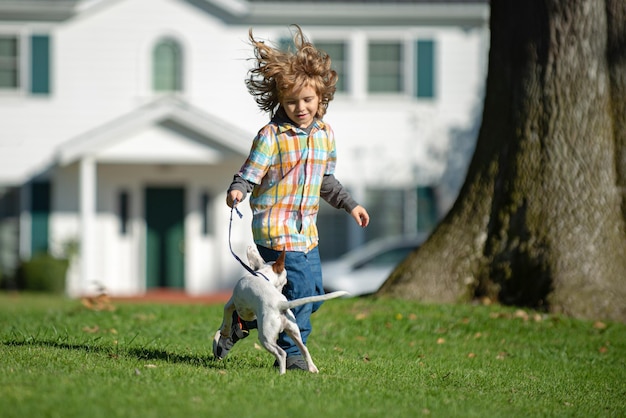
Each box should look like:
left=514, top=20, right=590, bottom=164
left=281, top=85, right=320, bottom=128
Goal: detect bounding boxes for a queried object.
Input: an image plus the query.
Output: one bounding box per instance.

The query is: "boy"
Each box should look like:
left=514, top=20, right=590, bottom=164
left=214, top=25, right=369, bottom=371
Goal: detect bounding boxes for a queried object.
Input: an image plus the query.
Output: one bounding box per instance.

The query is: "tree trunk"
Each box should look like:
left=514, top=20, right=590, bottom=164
left=607, top=0, right=626, bottom=217
left=378, top=0, right=626, bottom=322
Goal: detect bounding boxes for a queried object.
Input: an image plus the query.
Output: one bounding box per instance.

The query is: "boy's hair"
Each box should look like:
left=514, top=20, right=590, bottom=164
left=246, top=25, right=337, bottom=118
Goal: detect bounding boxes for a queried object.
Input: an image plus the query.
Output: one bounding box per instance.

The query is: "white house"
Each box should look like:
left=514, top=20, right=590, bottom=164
left=0, top=0, right=489, bottom=296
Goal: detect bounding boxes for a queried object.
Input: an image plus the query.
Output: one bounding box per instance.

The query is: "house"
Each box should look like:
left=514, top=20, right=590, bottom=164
left=0, top=0, right=489, bottom=296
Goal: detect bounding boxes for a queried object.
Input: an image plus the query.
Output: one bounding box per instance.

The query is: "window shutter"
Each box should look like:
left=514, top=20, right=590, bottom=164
left=416, top=186, right=438, bottom=232
left=30, top=34, right=50, bottom=94
left=416, top=40, right=434, bottom=98
left=31, top=181, right=51, bottom=255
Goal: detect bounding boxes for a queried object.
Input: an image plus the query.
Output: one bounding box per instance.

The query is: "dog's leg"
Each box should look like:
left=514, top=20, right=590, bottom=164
left=256, top=317, right=289, bottom=374
left=283, top=311, right=319, bottom=373
left=260, top=339, right=288, bottom=375
left=220, top=298, right=236, bottom=338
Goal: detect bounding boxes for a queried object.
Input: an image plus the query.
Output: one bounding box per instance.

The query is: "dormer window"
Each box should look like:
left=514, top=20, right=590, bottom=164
left=152, top=38, right=183, bottom=92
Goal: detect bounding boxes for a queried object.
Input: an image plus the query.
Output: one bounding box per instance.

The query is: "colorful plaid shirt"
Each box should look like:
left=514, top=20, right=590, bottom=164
left=238, top=115, right=337, bottom=252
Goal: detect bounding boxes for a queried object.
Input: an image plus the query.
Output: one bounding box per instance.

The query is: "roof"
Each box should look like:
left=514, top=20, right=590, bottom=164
left=247, top=0, right=485, bottom=3
left=56, top=97, right=252, bottom=166
left=0, top=0, right=79, bottom=21
left=188, top=0, right=489, bottom=26
left=0, top=0, right=489, bottom=26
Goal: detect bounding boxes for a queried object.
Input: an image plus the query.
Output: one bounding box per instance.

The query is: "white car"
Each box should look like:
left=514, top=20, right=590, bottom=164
left=322, top=234, right=427, bottom=296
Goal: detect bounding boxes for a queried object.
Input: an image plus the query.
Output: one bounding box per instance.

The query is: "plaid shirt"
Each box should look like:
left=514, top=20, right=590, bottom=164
left=238, top=116, right=337, bottom=252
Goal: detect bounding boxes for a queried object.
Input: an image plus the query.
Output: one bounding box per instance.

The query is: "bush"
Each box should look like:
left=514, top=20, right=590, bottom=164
left=17, top=253, right=69, bottom=294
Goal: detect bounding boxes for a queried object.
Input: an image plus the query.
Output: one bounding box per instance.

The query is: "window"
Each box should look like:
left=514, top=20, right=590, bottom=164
left=0, top=35, right=19, bottom=90
left=368, top=41, right=403, bottom=93
left=364, top=188, right=405, bottom=240
left=152, top=38, right=183, bottom=92
left=0, top=33, right=51, bottom=94
left=416, top=40, right=435, bottom=98
left=315, top=41, right=347, bottom=93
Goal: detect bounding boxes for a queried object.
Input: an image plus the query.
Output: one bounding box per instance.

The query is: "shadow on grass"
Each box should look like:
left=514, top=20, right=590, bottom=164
left=2, top=338, right=225, bottom=369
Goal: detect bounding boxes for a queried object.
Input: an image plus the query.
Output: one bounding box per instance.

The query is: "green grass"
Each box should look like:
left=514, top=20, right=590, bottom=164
left=1, top=293, right=624, bottom=418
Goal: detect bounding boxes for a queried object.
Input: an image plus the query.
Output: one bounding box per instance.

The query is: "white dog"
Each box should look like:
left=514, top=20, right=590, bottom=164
left=217, top=246, right=348, bottom=374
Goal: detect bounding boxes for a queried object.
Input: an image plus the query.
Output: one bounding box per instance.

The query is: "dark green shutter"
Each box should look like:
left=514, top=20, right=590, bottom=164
left=30, top=34, right=50, bottom=94
left=31, top=181, right=51, bottom=255
left=416, top=40, right=434, bottom=98
left=416, top=186, right=438, bottom=232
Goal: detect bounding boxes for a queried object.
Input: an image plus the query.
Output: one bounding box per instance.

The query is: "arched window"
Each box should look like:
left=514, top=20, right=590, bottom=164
left=152, top=38, right=183, bottom=92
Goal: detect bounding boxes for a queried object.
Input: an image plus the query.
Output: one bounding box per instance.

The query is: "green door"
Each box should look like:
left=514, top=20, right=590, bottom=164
left=145, top=187, right=185, bottom=289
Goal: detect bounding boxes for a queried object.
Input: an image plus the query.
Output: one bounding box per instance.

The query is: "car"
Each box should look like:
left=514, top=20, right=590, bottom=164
left=322, top=234, right=427, bottom=296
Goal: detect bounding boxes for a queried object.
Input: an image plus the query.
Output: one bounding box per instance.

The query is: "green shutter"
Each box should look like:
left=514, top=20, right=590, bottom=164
left=416, top=40, right=434, bottom=98
left=416, top=186, right=438, bottom=232
left=31, top=182, right=51, bottom=255
left=278, top=37, right=294, bottom=53
left=30, top=34, right=50, bottom=94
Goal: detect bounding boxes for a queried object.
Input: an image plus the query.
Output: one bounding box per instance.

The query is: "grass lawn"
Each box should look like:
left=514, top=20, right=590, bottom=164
left=0, top=292, right=624, bottom=418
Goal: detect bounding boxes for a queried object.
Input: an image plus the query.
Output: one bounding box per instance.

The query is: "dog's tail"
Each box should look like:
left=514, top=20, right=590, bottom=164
left=279, top=291, right=349, bottom=311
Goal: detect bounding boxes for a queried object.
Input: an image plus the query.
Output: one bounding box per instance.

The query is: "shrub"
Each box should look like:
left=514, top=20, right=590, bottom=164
left=17, top=253, right=69, bottom=294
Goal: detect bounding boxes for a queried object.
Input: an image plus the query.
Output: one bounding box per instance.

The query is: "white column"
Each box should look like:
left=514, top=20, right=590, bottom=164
left=349, top=30, right=367, bottom=102
left=79, top=156, right=96, bottom=294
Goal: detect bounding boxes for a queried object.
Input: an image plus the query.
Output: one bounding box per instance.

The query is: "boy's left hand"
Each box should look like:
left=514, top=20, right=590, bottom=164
left=350, top=205, right=370, bottom=228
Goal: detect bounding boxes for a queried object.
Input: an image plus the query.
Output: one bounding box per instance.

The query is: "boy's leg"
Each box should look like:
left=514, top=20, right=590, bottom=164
left=256, top=246, right=324, bottom=357
left=213, top=310, right=256, bottom=359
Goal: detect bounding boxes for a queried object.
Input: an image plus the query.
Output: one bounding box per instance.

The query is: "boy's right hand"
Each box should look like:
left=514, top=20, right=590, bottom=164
left=226, top=190, right=244, bottom=208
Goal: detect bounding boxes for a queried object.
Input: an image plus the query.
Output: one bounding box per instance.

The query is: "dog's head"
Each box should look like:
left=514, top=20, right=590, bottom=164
left=246, top=246, right=287, bottom=291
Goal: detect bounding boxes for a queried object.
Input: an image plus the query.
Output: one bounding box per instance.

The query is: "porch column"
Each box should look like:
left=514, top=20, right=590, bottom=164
left=79, top=156, right=96, bottom=294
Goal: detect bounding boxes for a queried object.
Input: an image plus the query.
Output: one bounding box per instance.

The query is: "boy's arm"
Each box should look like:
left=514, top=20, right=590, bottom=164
left=226, top=174, right=255, bottom=207
left=320, top=174, right=358, bottom=213
left=321, top=175, right=370, bottom=228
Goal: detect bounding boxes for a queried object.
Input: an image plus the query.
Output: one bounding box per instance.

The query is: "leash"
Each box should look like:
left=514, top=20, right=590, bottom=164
left=228, top=199, right=269, bottom=281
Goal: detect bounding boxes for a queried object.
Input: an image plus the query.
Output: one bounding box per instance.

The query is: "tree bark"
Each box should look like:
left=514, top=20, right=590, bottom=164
left=606, top=0, right=626, bottom=217
left=378, top=0, right=626, bottom=322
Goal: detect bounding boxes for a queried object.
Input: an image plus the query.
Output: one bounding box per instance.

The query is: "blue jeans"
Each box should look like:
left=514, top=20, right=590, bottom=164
left=257, top=245, right=324, bottom=357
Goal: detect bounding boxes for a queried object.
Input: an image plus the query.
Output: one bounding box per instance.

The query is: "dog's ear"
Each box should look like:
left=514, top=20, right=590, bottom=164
left=272, top=248, right=286, bottom=274
left=246, top=246, right=265, bottom=270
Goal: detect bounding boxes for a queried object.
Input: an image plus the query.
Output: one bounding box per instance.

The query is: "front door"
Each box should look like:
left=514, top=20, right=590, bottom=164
left=145, top=187, right=185, bottom=289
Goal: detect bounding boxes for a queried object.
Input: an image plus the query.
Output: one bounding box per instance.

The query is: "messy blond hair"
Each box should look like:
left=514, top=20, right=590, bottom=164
left=246, top=25, right=337, bottom=118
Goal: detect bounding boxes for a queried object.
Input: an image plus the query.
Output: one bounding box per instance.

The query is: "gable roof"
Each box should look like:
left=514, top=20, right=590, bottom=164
left=56, top=96, right=252, bottom=166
